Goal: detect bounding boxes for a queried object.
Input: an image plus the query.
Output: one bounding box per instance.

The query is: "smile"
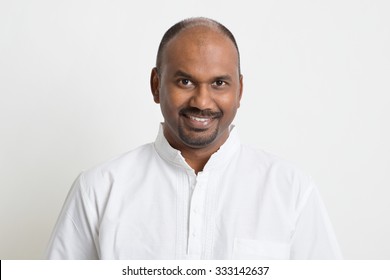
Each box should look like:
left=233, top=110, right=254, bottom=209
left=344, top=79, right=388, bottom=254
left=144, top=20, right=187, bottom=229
left=183, top=114, right=217, bottom=128
left=189, top=115, right=210, bottom=122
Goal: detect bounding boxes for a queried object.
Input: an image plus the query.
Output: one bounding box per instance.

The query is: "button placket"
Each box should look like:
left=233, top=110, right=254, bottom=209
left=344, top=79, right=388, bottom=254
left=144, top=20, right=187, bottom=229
left=187, top=177, right=205, bottom=257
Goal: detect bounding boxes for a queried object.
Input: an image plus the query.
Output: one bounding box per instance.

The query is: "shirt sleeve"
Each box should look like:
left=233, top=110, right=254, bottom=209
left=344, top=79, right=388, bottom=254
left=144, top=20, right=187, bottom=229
left=45, top=173, right=100, bottom=259
left=290, top=182, right=343, bottom=259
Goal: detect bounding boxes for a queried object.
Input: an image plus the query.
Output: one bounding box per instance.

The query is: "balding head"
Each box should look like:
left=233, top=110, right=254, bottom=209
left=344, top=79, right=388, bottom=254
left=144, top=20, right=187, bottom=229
left=156, top=17, right=241, bottom=74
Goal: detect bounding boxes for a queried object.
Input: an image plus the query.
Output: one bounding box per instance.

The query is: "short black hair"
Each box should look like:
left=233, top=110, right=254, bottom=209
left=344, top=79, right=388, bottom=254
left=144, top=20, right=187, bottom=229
left=156, top=17, right=241, bottom=74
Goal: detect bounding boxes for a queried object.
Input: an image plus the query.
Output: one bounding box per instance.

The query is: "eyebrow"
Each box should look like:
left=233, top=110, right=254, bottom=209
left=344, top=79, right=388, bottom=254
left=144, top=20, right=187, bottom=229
left=173, top=70, right=193, bottom=79
left=214, top=75, right=233, bottom=82
left=173, top=70, right=233, bottom=81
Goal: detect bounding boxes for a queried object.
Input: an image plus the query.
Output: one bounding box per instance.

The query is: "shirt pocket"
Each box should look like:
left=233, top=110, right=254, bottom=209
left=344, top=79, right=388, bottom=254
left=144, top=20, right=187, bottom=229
left=232, top=238, right=290, bottom=259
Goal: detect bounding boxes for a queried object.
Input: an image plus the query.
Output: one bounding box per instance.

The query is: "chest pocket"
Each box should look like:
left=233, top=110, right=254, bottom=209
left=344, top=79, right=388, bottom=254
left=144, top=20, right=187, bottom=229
left=232, top=238, right=290, bottom=259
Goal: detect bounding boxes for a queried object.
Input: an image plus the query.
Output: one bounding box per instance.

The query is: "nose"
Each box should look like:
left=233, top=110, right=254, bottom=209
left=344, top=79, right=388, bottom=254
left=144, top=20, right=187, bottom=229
left=189, top=84, right=214, bottom=110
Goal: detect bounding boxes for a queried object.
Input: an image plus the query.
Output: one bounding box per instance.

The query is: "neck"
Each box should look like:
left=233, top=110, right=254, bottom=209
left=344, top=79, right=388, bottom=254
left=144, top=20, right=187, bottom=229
left=180, top=148, right=214, bottom=174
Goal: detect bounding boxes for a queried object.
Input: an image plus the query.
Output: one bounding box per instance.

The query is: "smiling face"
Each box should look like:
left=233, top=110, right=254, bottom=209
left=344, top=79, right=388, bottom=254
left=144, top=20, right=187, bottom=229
left=151, top=26, right=243, bottom=153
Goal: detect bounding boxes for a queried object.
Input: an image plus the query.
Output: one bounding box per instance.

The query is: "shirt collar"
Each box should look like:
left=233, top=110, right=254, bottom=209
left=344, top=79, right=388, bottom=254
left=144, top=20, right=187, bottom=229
left=154, top=123, right=241, bottom=173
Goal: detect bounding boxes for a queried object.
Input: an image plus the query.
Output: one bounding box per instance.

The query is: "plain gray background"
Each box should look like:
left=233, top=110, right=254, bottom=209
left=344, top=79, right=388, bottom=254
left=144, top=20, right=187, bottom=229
left=1, top=0, right=389, bottom=259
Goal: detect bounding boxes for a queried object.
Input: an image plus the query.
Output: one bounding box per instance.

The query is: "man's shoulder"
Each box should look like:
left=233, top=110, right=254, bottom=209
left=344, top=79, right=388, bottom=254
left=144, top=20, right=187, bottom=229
left=81, top=142, right=156, bottom=181
left=238, top=145, right=313, bottom=187
left=240, top=145, right=299, bottom=170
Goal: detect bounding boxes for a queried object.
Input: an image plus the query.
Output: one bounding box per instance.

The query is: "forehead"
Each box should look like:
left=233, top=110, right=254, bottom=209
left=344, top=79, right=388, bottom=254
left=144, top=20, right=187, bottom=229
left=160, top=26, right=239, bottom=76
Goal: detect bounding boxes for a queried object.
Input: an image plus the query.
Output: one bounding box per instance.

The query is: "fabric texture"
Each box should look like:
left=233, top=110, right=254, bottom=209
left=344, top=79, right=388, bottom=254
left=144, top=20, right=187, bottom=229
left=46, top=124, right=342, bottom=259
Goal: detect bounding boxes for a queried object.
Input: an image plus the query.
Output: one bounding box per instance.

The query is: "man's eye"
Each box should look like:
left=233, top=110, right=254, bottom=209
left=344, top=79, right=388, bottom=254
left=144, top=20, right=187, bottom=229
left=213, top=80, right=226, bottom=87
left=179, top=79, right=192, bottom=86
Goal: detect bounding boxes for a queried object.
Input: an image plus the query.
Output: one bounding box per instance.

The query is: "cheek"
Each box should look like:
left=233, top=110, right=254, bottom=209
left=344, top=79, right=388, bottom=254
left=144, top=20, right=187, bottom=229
left=218, top=94, right=241, bottom=114
left=159, top=89, right=186, bottom=117
left=162, top=87, right=188, bottom=108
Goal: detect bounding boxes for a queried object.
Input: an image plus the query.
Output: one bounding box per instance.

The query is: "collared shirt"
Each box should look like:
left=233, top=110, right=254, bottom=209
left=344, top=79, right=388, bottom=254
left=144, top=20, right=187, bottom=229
left=46, top=124, right=342, bottom=259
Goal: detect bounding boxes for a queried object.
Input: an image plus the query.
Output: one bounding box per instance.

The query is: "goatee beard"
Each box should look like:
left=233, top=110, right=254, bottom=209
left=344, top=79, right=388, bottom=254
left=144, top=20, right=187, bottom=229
left=178, top=124, right=219, bottom=147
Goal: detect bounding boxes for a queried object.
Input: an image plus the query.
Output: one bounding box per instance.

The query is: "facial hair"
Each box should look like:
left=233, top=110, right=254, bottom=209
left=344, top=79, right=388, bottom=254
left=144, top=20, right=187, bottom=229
left=178, top=107, right=223, bottom=147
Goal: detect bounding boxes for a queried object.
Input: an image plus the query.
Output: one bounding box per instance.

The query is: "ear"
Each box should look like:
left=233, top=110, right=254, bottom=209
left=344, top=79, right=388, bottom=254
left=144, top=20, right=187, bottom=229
left=150, top=67, right=160, bottom=104
left=237, top=74, right=243, bottom=108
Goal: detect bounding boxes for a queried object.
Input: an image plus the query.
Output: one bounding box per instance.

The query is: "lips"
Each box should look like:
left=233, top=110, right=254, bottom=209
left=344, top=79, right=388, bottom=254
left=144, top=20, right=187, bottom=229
left=179, top=108, right=222, bottom=129
left=186, top=114, right=214, bottom=127
left=189, top=115, right=211, bottom=123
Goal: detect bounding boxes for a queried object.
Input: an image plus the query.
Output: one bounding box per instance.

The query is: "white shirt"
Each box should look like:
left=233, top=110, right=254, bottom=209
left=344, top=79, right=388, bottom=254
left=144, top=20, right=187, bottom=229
left=46, top=124, right=342, bottom=259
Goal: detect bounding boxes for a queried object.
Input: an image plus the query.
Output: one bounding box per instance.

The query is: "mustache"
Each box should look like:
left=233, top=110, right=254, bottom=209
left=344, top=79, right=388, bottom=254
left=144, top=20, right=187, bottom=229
left=179, top=107, right=223, bottom=118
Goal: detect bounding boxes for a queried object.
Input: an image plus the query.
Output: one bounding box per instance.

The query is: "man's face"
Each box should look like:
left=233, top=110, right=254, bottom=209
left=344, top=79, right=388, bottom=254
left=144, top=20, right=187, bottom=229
left=151, top=26, right=243, bottom=152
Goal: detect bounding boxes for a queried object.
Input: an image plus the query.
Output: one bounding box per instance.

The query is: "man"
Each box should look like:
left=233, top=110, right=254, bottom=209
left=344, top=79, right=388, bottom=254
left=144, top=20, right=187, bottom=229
left=46, top=17, right=342, bottom=259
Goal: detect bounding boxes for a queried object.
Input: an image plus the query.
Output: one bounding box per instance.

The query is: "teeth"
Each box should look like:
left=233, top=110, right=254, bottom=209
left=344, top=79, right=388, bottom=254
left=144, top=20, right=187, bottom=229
left=189, top=116, right=209, bottom=122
